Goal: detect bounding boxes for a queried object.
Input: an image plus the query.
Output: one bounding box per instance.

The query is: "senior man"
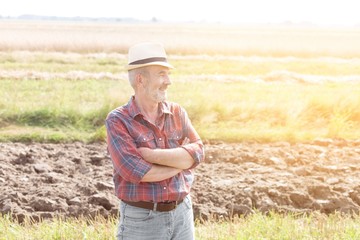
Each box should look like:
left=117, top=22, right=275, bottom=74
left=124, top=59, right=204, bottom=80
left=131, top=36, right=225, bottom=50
left=105, top=42, right=205, bottom=240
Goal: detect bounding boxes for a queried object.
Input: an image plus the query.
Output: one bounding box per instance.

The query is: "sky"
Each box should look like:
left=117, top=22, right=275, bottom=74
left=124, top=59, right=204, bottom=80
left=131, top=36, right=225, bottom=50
left=1, top=0, right=360, bottom=26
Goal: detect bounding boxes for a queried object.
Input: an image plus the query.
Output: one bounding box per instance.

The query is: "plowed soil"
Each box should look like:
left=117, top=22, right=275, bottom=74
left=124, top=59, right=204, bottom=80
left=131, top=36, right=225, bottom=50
left=1, top=139, right=360, bottom=222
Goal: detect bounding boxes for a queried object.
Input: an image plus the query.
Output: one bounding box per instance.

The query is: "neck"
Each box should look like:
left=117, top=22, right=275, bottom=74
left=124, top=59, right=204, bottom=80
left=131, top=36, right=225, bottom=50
left=134, top=95, right=159, bottom=122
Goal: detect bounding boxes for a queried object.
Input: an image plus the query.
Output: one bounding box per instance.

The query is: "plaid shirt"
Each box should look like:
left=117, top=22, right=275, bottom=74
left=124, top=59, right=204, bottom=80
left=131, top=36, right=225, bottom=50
left=105, top=96, right=205, bottom=202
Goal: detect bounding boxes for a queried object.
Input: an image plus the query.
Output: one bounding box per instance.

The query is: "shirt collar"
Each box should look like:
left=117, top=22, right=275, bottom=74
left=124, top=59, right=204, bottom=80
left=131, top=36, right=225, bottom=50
left=128, top=96, right=173, bottom=119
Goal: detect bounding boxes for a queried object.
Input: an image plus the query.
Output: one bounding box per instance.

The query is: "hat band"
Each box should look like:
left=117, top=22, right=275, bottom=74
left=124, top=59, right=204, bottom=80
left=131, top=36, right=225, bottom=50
left=129, top=57, right=167, bottom=65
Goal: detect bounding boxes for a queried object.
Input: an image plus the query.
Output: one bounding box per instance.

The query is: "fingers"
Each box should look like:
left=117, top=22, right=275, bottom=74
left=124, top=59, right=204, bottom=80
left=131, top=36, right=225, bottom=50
left=182, top=137, right=190, bottom=146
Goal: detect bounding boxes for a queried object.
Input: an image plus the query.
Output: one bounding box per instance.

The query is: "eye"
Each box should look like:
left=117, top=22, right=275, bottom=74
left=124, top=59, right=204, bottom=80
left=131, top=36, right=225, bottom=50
left=159, top=71, right=168, bottom=77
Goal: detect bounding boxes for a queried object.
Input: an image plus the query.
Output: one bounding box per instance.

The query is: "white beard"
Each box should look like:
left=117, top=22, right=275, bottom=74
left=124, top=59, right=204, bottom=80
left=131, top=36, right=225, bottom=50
left=154, top=90, right=167, bottom=102
left=145, top=86, right=167, bottom=103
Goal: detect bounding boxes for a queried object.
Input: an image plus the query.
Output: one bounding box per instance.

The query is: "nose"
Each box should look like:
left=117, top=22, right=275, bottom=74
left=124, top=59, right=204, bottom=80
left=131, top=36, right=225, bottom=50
left=164, top=74, right=171, bottom=85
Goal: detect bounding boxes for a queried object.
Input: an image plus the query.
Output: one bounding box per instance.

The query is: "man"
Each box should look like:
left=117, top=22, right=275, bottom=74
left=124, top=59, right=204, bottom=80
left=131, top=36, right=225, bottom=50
left=105, top=42, right=205, bottom=240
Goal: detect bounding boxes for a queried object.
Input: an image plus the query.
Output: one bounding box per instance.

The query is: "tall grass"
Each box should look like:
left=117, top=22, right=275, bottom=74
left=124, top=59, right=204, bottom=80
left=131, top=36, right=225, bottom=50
left=1, top=77, right=359, bottom=143
left=1, top=212, right=360, bottom=240
left=171, top=80, right=360, bottom=142
left=0, top=77, right=129, bottom=142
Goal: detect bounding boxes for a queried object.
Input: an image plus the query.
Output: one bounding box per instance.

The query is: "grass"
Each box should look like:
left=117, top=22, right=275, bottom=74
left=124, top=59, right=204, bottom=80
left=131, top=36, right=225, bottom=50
left=0, top=214, right=116, bottom=240
left=0, top=77, right=127, bottom=142
left=1, top=27, right=359, bottom=144
left=1, top=212, right=360, bottom=240
left=196, top=212, right=360, bottom=240
left=1, top=76, right=359, bottom=143
left=2, top=51, right=360, bottom=76
left=2, top=21, right=360, bottom=58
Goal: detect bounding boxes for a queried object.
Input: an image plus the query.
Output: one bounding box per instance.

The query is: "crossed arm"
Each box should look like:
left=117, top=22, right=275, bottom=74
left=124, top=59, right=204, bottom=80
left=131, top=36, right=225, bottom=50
left=138, top=138, right=195, bottom=182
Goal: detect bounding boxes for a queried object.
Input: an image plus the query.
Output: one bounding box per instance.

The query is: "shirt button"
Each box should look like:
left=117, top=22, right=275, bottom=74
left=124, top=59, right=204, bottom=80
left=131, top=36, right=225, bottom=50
left=163, top=187, right=166, bottom=190
left=159, top=138, right=162, bottom=141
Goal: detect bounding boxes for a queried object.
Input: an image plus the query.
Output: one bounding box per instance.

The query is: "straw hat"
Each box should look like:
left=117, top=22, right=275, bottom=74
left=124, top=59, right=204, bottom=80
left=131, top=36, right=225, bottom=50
left=126, top=42, right=174, bottom=71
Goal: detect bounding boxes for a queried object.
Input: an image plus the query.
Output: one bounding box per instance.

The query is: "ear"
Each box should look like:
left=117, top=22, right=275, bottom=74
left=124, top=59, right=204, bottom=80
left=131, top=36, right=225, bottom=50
left=136, top=73, right=147, bottom=88
left=134, top=73, right=142, bottom=86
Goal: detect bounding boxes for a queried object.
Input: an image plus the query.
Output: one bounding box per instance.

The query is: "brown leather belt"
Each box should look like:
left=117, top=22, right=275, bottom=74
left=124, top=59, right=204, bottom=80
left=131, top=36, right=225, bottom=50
left=122, top=199, right=183, bottom=212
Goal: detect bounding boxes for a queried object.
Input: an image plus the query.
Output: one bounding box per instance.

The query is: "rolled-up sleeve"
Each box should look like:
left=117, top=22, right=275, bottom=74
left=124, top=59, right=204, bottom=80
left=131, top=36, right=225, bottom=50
left=180, top=107, right=205, bottom=169
left=105, top=113, right=152, bottom=183
left=182, top=141, right=204, bottom=169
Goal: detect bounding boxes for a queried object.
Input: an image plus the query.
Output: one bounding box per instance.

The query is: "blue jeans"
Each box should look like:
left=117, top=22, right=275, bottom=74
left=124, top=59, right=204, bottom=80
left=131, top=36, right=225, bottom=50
left=117, top=195, right=195, bottom=240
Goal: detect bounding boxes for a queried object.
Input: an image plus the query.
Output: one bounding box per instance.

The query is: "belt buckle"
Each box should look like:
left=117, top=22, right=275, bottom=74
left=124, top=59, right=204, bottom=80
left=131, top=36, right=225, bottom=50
left=153, top=203, right=158, bottom=211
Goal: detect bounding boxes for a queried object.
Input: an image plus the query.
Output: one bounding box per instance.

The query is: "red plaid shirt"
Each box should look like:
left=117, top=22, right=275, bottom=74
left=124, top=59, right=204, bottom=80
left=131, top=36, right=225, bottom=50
left=105, top=96, right=205, bottom=202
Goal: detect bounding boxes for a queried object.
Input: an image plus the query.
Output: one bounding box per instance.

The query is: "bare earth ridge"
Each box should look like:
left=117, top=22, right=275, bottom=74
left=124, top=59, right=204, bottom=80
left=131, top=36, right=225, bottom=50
left=1, top=139, right=360, bottom=222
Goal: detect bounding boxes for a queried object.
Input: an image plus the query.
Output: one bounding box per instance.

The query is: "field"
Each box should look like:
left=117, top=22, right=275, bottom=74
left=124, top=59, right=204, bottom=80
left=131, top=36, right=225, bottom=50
left=1, top=21, right=360, bottom=143
left=1, top=20, right=360, bottom=239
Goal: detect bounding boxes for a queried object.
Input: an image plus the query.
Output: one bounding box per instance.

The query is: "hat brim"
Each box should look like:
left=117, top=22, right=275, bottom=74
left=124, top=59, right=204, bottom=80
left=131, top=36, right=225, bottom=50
left=126, top=61, right=174, bottom=71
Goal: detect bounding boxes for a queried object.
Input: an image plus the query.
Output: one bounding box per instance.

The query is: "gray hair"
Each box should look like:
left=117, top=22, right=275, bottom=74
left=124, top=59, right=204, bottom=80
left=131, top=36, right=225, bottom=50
left=128, top=67, right=150, bottom=90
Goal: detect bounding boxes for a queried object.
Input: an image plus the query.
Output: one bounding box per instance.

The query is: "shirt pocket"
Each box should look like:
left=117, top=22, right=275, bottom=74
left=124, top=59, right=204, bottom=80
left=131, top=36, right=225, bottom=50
left=134, top=132, right=156, bottom=148
left=166, top=130, right=183, bottom=148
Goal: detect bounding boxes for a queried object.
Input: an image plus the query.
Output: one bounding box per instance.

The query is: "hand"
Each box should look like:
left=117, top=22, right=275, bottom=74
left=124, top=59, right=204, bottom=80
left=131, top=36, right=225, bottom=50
left=182, top=137, right=190, bottom=146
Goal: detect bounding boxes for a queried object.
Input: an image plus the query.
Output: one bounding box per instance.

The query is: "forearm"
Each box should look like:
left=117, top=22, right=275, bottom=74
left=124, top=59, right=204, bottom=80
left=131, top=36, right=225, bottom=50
left=141, top=164, right=182, bottom=182
left=139, top=147, right=195, bottom=170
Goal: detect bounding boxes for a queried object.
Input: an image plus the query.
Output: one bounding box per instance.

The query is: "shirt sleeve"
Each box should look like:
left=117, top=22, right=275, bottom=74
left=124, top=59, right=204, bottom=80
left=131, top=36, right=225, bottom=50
left=105, top=112, right=152, bottom=184
left=180, top=107, right=205, bottom=169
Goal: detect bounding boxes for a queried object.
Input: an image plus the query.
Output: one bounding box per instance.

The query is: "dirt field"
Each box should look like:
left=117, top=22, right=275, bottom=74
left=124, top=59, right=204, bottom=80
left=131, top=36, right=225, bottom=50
left=1, top=139, right=360, bottom=222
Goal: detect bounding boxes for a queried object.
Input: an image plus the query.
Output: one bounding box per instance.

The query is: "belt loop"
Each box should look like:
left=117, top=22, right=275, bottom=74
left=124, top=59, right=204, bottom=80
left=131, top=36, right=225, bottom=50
left=153, top=203, right=157, bottom=211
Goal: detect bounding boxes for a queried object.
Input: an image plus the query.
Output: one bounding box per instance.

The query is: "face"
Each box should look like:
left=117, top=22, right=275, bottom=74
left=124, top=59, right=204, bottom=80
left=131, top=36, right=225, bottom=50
left=140, top=65, right=172, bottom=103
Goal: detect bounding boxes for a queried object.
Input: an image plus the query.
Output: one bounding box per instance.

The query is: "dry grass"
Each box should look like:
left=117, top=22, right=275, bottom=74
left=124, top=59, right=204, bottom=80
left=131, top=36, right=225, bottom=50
left=1, top=20, right=360, bottom=57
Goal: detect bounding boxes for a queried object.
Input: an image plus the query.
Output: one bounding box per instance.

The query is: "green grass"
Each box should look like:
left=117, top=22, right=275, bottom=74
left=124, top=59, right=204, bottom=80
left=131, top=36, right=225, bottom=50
left=0, top=50, right=360, bottom=143
left=0, top=78, right=128, bottom=142
left=1, top=212, right=360, bottom=240
left=1, top=77, right=360, bottom=143
left=0, top=214, right=116, bottom=240
left=196, top=212, right=360, bottom=240
left=2, top=52, right=360, bottom=76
